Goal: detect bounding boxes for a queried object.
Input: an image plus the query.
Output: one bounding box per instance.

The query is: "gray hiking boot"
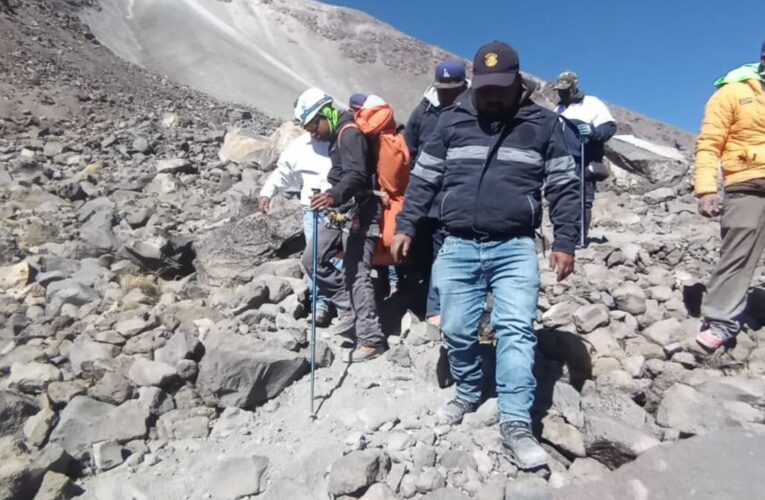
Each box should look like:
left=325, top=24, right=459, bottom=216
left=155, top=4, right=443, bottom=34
left=436, top=397, right=478, bottom=425
left=348, top=345, right=386, bottom=363
left=501, top=421, right=549, bottom=470
left=330, top=315, right=355, bottom=338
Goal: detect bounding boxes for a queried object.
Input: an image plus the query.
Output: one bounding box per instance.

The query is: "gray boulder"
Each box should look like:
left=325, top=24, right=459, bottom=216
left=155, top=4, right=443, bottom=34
left=45, top=279, right=100, bottom=316
left=48, top=396, right=149, bottom=460
left=328, top=449, right=391, bottom=497
left=196, top=325, right=309, bottom=410
left=612, top=283, right=647, bottom=316
left=573, top=304, right=610, bottom=334
left=656, top=383, right=733, bottom=435
left=0, top=391, right=39, bottom=437
left=194, top=205, right=303, bottom=286
left=553, top=429, right=765, bottom=499
left=206, top=455, right=269, bottom=498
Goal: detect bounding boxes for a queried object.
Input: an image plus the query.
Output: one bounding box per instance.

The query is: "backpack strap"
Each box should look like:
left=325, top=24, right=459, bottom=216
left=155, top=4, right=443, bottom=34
left=336, top=123, right=359, bottom=147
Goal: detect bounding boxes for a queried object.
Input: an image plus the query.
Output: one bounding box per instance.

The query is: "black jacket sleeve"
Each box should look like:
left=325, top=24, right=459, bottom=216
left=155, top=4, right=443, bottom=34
left=404, top=103, right=423, bottom=161
left=396, top=116, right=448, bottom=237
left=544, top=119, right=581, bottom=254
left=591, top=121, right=617, bottom=144
left=329, top=126, right=372, bottom=206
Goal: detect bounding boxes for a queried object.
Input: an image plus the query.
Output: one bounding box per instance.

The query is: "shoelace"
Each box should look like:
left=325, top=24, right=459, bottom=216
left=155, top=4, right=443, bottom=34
left=503, top=423, right=534, bottom=441
left=451, top=398, right=475, bottom=412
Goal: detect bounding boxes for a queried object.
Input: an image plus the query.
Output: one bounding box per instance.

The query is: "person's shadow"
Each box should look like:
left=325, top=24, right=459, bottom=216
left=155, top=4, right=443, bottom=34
left=531, top=328, right=592, bottom=440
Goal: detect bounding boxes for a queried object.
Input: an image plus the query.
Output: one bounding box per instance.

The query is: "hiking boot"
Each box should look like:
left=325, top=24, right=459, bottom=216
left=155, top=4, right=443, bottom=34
left=436, top=397, right=478, bottom=425
left=696, top=328, right=725, bottom=352
left=330, top=315, right=355, bottom=338
left=348, top=345, right=385, bottom=363
left=309, top=307, right=332, bottom=328
left=501, top=421, right=549, bottom=470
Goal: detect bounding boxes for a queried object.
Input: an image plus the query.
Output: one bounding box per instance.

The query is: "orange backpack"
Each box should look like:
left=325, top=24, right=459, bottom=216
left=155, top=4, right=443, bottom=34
left=338, top=104, right=411, bottom=265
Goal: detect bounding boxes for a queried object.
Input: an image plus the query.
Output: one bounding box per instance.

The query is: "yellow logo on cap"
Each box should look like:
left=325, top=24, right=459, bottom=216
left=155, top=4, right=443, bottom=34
left=485, top=52, right=499, bottom=68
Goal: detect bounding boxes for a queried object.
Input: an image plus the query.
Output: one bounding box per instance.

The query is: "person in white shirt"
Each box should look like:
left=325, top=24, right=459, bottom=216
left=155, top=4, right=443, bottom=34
left=259, top=132, right=338, bottom=327
left=553, top=71, right=617, bottom=245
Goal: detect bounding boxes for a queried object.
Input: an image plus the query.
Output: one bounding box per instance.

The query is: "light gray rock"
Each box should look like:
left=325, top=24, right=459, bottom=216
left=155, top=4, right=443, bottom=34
left=360, top=483, right=400, bottom=500
left=194, top=207, right=303, bottom=286
left=154, top=328, right=201, bottom=365
left=23, top=408, right=57, bottom=448
left=567, top=457, right=610, bottom=484
left=155, top=407, right=214, bottom=440
left=114, top=314, right=158, bottom=338
left=421, top=488, right=471, bottom=500
left=584, top=413, right=660, bottom=469
left=93, top=440, right=124, bottom=471
left=504, top=477, right=551, bottom=500
left=45, top=279, right=100, bottom=316
left=145, top=173, right=179, bottom=195
left=415, top=468, right=446, bottom=494
left=552, top=381, right=584, bottom=429
left=207, top=455, right=269, bottom=498
left=7, top=362, right=61, bottom=393
left=462, top=398, right=499, bottom=429
left=32, top=471, right=76, bottom=500
left=232, top=281, right=269, bottom=314
left=412, top=445, right=437, bottom=473
left=612, top=283, right=647, bottom=316
left=127, top=358, right=178, bottom=388
left=542, top=301, right=579, bottom=329
left=643, top=318, right=696, bottom=347
left=542, top=414, right=586, bottom=458
left=328, top=449, right=391, bottom=496
left=573, top=304, right=610, bottom=334
left=552, top=429, right=765, bottom=500
left=68, top=340, right=119, bottom=377
left=48, top=396, right=149, bottom=460
left=0, top=391, right=39, bottom=437
left=656, top=383, right=732, bottom=435
left=196, top=326, right=309, bottom=410
left=88, top=371, right=133, bottom=405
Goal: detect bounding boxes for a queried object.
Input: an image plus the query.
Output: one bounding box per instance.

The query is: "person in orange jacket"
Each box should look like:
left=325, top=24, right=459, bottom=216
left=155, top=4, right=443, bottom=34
left=694, top=40, right=765, bottom=351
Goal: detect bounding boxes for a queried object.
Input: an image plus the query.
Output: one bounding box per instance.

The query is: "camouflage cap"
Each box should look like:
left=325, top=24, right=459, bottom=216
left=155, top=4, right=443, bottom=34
left=553, top=71, right=579, bottom=90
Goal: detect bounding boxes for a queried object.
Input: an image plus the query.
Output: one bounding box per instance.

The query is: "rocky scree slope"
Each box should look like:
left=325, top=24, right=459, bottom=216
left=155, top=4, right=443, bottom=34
left=2, top=1, right=765, bottom=500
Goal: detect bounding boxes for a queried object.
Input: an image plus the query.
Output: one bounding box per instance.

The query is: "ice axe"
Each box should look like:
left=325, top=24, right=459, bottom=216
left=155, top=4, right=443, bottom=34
left=309, top=188, right=321, bottom=420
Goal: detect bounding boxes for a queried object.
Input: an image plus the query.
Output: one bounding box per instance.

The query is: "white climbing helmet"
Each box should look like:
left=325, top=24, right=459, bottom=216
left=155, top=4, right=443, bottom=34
left=294, top=88, right=333, bottom=126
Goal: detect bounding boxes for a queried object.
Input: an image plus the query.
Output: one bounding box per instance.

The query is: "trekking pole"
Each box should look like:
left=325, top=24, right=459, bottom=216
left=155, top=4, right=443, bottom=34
left=310, top=188, right=320, bottom=420
left=579, top=137, right=586, bottom=248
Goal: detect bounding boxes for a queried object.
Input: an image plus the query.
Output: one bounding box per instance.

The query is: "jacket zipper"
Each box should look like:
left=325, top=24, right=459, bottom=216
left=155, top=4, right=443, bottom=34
left=527, top=195, right=536, bottom=225
left=440, top=191, right=452, bottom=219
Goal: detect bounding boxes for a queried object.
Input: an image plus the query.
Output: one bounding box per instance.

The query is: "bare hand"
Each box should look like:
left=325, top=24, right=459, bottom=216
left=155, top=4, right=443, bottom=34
left=549, top=251, right=575, bottom=282
left=391, top=233, right=412, bottom=264
left=258, top=196, right=271, bottom=214
left=698, top=193, right=721, bottom=218
left=311, top=192, right=334, bottom=210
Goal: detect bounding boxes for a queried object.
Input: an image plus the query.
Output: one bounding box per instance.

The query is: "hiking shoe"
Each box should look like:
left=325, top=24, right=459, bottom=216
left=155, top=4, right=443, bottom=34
left=330, top=315, right=355, bottom=338
left=501, top=421, right=549, bottom=470
left=436, top=397, right=478, bottom=425
left=309, top=307, right=332, bottom=328
left=348, top=345, right=386, bottom=363
left=696, top=328, right=725, bottom=352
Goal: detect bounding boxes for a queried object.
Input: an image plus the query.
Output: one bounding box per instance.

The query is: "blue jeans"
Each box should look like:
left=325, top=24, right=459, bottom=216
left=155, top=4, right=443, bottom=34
left=433, top=236, right=540, bottom=424
left=302, top=208, right=337, bottom=312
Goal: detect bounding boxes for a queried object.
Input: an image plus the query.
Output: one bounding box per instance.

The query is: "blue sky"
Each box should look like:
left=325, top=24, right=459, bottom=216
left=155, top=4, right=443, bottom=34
left=324, top=0, right=764, bottom=132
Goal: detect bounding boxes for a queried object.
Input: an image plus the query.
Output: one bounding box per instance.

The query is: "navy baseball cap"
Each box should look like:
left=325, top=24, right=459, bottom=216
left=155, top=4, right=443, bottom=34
left=472, top=41, right=520, bottom=89
left=349, top=93, right=367, bottom=110
left=433, top=60, right=467, bottom=89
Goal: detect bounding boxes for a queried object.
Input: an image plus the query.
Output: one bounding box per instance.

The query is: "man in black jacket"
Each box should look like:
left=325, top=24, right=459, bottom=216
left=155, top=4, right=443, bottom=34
left=295, top=88, right=386, bottom=363
left=404, top=59, right=469, bottom=327
left=392, top=42, right=579, bottom=470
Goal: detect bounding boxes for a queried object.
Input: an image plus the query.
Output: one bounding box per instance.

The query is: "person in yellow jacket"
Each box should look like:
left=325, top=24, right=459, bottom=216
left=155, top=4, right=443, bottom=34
left=694, top=40, right=765, bottom=351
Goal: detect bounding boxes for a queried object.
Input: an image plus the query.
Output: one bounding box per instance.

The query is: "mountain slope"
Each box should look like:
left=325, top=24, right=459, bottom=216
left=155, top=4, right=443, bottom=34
left=82, top=0, right=452, bottom=120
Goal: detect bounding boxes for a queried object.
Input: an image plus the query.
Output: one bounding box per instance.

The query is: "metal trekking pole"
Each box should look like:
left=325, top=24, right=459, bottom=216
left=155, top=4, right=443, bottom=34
left=579, top=137, right=586, bottom=248
left=310, top=188, right=320, bottom=419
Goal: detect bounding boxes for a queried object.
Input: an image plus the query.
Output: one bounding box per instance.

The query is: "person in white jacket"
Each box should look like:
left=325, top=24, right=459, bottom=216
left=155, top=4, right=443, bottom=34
left=553, top=71, right=617, bottom=245
left=259, top=132, right=337, bottom=326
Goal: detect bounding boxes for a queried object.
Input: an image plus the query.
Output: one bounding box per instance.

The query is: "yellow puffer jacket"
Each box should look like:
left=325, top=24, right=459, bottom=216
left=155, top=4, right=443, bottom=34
left=695, top=78, right=765, bottom=195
